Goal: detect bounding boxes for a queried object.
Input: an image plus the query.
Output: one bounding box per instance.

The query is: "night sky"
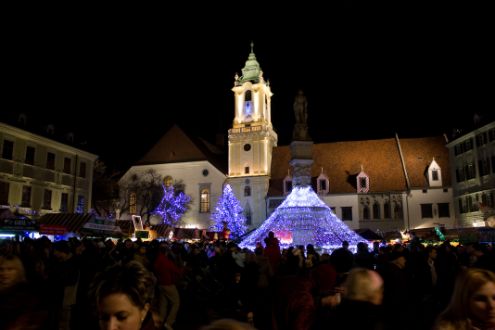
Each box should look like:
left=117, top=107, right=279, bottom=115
left=2, top=7, right=493, bottom=172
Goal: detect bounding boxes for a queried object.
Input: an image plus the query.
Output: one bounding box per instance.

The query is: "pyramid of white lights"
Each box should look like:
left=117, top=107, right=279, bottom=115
left=239, top=186, right=367, bottom=250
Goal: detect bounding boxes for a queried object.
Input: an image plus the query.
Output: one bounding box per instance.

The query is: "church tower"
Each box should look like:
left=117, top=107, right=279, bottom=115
left=227, top=43, right=278, bottom=229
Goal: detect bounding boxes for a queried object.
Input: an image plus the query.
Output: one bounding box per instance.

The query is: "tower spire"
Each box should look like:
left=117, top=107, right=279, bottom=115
left=240, top=42, right=262, bottom=83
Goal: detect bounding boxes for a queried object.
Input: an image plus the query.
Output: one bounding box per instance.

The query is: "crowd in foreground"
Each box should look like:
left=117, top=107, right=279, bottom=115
left=1, top=234, right=495, bottom=330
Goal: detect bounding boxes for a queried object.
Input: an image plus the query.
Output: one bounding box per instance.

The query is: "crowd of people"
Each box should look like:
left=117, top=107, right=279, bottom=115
left=1, top=232, right=495, bottom=329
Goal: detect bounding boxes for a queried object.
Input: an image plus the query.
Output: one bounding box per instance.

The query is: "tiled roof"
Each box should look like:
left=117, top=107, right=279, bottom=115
left=269, top=135, right=449, bottom=195
left=400, top=136, right=451, bottom=188
left=136, top=124, right=227, bottom=173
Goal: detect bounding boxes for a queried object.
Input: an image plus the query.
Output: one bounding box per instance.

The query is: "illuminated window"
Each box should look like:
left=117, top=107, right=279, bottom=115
left=130, top=192, right=137, bottom=215
left=200, top=189, right=210, bottom=213
left=163, top=176, right=173, bottom=187
left=244, top=90, right=252, bottom=116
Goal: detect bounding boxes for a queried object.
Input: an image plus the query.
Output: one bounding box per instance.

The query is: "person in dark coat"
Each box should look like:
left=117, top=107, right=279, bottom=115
left=332, top=267, right=385, bottom=330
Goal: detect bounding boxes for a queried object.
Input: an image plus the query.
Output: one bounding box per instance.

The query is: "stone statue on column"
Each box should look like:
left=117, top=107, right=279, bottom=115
left=293, top=90, right=311, bottom=141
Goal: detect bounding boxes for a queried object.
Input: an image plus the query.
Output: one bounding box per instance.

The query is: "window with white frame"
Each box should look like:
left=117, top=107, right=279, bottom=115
left=316, top=171, right=329, bottom=195
left=200, top=189, right=210, bottom=213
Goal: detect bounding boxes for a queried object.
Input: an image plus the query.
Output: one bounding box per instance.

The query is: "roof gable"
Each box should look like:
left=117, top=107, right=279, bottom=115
left=400, top=136, right=450, bottom=188
left=137, top=125, right=226, bottom=172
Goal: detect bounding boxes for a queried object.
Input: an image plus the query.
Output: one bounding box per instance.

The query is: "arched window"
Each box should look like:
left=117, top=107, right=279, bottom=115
left=244, top=186, right=251, bottom=197
left=394, top=202, right=402, bottom=219
left=244, top=90, right=253, bottom=117
left=244, top=203, right=252, bottom=225
left=384, top=201, right=391, bottom=218
left=245, top=90, right=252, bottom=101
left=363, top=205, right=370, bottom=220
left=373, top=202, right=380, bottom=219
left=129, top=192, right=137, bottom=215
left=200, top=189, right=210, bottom=213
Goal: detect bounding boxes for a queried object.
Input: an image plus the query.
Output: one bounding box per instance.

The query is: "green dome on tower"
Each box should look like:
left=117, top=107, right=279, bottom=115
left=240, top=42, right=262, bottom=83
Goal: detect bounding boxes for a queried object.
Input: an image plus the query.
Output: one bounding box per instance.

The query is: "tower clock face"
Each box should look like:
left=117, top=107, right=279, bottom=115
left=244, top=144, right=251, bottom=151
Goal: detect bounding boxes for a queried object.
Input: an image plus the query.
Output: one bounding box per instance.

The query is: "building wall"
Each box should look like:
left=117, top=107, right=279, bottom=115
left=405, top=187, right=455, bottom=229
left=119, top=161, right=226, bottom=229
left=447, top=121, right=495, bottom=227
left=0, top=122, right=97, bottom=217
left=319, top=194, right=359, bottom=229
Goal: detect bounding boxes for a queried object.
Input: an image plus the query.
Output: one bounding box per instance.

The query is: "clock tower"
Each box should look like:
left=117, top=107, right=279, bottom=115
left=227, top=43, right=278, bottom=228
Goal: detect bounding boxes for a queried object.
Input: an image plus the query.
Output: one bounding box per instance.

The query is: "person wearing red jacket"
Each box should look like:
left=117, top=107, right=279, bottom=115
left=153, top=244, right=184, bottom=330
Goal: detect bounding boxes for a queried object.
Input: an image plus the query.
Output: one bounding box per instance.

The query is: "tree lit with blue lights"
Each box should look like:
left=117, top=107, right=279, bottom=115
left=210, top=184, right=247, bottom=239
left=151, top=184, right=191, bottom=226
left=239, top=186, right=367, bottom=250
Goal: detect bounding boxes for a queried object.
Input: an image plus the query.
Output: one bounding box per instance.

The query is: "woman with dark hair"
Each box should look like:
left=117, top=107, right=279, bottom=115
left=90, top=261, right=157, bottom=330
left=0, top=255, right=48, bottom=329
left=433, top=268, right=495, bottom=330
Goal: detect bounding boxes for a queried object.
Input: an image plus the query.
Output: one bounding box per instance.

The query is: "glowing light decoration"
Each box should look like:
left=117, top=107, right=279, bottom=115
left=239, top=186, right=367, bottom=251
left=210, top=184, right=247, bottom=240
left=435, top=227, right=445, bottom=241
left=151, top=184, right=191, bottom=226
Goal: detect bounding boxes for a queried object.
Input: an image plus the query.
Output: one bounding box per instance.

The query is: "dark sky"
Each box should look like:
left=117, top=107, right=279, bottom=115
left=3, top=7, right=493, bottom=171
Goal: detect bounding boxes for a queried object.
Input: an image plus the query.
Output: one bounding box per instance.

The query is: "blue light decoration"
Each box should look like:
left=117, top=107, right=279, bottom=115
left=210, top=184, right=247, bottom=240
left=239, top=186, right=368, bottom=251
left=151, top=184, right=191, bottom=226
